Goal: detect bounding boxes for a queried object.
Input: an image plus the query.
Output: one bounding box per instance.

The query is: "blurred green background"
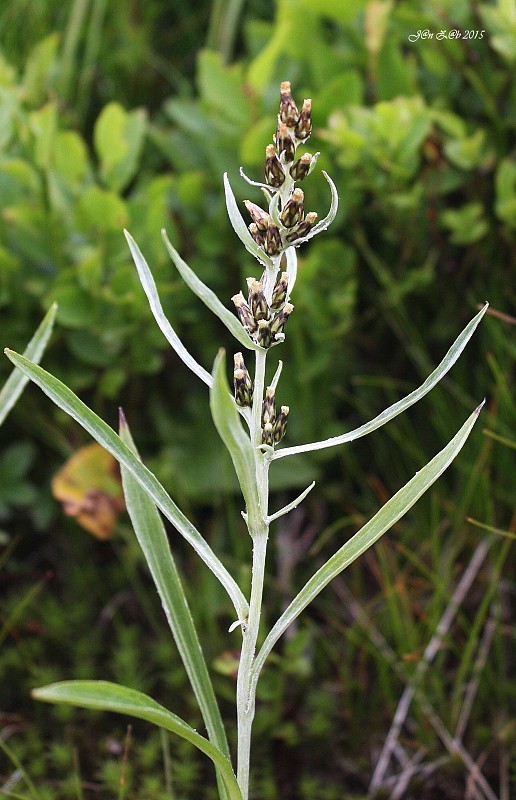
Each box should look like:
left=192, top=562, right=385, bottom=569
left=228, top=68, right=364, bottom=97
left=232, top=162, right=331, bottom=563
left=0, top=1, right=514, bottom=798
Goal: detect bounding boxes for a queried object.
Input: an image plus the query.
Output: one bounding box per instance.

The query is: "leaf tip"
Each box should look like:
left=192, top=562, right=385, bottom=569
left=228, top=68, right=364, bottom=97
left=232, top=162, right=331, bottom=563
left=474, top=398, right=486, bottom=417
left=118, top=406, right=128, bottom=430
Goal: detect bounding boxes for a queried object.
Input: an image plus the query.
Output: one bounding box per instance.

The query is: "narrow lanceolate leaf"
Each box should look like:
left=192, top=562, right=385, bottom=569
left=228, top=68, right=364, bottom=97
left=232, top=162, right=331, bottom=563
left=285, top=246, right=297, bottom=299
left=267, top=481, right=316, bottom=524
left=161, top=229, right=264, bottom=354
left=274, top=303, right=489, bottom=460
left=210, top=351, right=260, bottom=523
left=119, top=413, right=232, bottom=774
left=287, top=171, right=339, bottom=248
left=3, top=351, right=249, bottom=623
left=32, top=682, right=242, bottom=800
left=0, top=303, right=57, bottom=427
left=239, top=166, right=270, bottom=191
left=253, top=403, right=484, bottom=683
left=223, top=173, right=275, bottom=270
left=124, top=230, right=213, bottom=387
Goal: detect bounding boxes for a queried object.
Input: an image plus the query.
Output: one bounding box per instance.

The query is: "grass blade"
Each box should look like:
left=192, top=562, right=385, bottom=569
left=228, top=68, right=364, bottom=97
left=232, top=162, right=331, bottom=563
left=253, top=403, right=484, bottom=682
left=119, top=414, right=232, bottom=800
left=32, top=681, right=242, bottom=800
left=274, top=303, right=488, bottom=460
left=161, top=229, right=264, bottom=353
left=124, top=230, right=213, bottom=387
left=3, top=350, right=249, bottom=623
left=210, top=350, right=260, bottom=524
left=0, top=303, right=57, bottom=427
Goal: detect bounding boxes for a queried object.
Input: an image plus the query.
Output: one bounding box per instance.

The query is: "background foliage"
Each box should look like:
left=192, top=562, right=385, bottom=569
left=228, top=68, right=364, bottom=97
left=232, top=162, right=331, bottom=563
left=0, top=1, right=514, bottom=798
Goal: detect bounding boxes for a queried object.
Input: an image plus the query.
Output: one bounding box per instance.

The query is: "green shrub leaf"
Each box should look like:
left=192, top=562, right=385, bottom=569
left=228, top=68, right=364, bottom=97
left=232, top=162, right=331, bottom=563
left=94, top=103, right=148, bottom=193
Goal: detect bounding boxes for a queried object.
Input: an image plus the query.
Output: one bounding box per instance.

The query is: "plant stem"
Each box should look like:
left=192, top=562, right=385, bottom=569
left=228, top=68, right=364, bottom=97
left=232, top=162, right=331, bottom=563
left=236, top=530, right=268, bottom=798
left=236, top=347, right=271, bottom=799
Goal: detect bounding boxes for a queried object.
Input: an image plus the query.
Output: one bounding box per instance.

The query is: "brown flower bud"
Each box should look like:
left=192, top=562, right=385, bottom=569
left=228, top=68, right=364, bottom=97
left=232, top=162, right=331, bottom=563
left=280, top=188, right=304, bottom=228
left=233, top=354, right=254, bottom=407
left=257, top=319, right=273, bottom=348
left=244, top=200, right=272, bottom=232
left=285, top=211, right=318, bottom=243
left=246, top=278, right=269, bottom=321
left=273, top=406, right=289, bottom=443
left=249, top=223, right=265, bottom=247
left=270, top=271, right=289, bottom=311
left=261, top=421, right=274, bottom=446
left=265, top=144, right=285, bottom=188
left=262, top=386, right=276, bottom=427
left=294, top=98, right=312, bottom=141
left=270, top=302, right=294, bottom=336
left=275, top=122, right=295, bottom=162
left=264, top=219, right=282, bottom=256
left=279, top=81, right=299, bottom=127
left=289, top=152, right=313, bottom=181
left=231, top=292, right=257, bottom=333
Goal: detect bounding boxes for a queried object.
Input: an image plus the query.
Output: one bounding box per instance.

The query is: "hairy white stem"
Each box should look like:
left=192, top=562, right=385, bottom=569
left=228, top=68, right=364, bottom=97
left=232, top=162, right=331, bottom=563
left=236, top=348, right=270, bottom=799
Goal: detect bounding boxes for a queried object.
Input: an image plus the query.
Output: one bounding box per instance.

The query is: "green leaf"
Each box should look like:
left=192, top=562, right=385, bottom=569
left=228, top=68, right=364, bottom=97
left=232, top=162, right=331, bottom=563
left=274, top=303, right=488, bottom=460
left=124, top=230, right=213, bottom=387
left=23, top=33, right=59, bottom=105
left=0, top=303, right=57, bottom=427
left=119, top=416, right=231, bottom=740
left=52, top=286, right=95, bottom=328
left=76, top=186, right=128, bottom=233
left=495, top=158, right=516, bottom=229
left=28, top=102, right=58, bottom=171
left=32, top=681, right=241, bottom=800
left=198, top=50, right=249, bottom=128
left=444, top=130, right=487, bottom=171
left=94, top=103, right=148, bottom=193
left=161, top=228, right=265, bottom=353
left=3, top=350, right=249, bottom=623
left=119, top=415, right=232, bottom=800
left=210, top=351, right=260, bottom=523
left=54, top=131, right=89, bottom=186
left=440, top=202, right=488, bottom=245
left=253, top=403, right=484, bottom=681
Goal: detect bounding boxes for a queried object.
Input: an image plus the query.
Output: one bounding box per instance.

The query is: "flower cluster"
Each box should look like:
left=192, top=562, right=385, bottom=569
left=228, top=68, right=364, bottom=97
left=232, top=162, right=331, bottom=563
left=231, top=272, right=293, bottom=349
left=230, top=81, right=323, bottom=445
left=233, top=354, right=289, bottom=445
left=261, top=385, right=289, bottom=446
left=245, top=81, right=318, bottom=257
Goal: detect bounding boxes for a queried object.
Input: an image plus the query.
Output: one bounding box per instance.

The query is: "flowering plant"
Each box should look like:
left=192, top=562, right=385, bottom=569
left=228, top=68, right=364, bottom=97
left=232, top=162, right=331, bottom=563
left=5, top=82, right=487, bottom=800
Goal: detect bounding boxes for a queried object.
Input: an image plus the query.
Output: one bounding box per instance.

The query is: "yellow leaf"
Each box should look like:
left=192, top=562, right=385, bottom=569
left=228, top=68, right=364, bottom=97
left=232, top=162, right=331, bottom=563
left=52, top=443, right=124, bottom=540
